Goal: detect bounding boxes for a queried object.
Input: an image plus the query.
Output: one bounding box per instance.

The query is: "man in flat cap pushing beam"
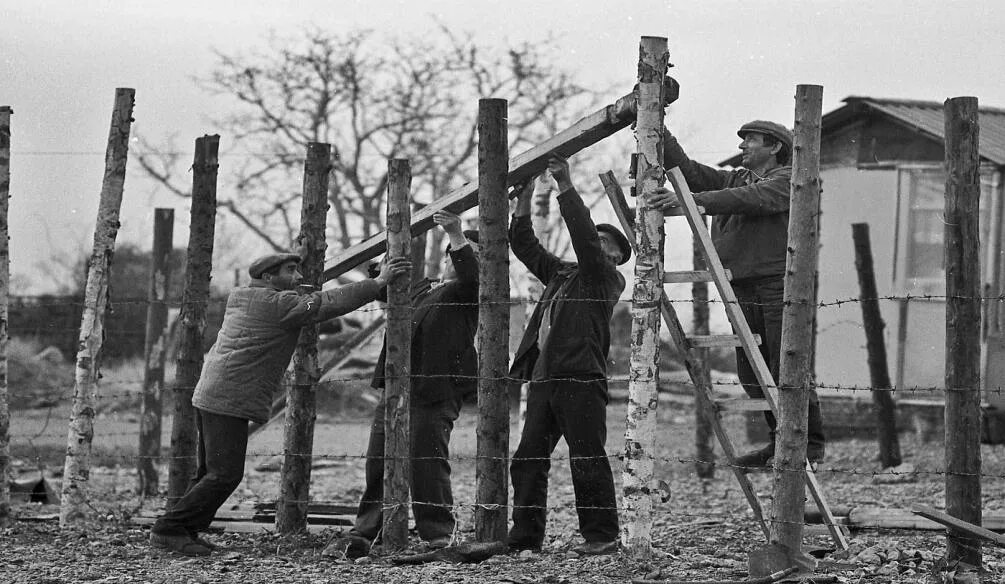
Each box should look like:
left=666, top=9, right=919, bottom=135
left=507, top=155, right=631, bottom=556
left=647, top=120, right=826, bottom=470
left=149, top=252, right=410, bottom=557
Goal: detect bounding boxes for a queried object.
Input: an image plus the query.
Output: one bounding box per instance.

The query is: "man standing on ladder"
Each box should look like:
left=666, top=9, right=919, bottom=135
left=507, top=155, right=632, bottom=555
left=647, top=120, right=826, bottom=470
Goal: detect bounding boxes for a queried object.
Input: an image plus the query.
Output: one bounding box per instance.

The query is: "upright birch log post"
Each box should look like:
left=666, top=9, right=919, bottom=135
left=692, top=218, right=715, bottom=479
left=851, top=223, right=902, bottom=468
left=138, top=208, right=175, bottom=496
left=167, top=135, right=219, bottom=504
left=475, top=98, right=510, bottom=542
left=383, top=158, right=413, bottom=551
left=769, top=84, right=822, bottom=561
left=0, top=106, right=11, bottom=524
left=943, top=96, right=982, bottom=568
left=277, top=142, right=331, bottom=533
left=622, top=36, right=668, bottom=556
left=61, top=88, right=135, bottom=525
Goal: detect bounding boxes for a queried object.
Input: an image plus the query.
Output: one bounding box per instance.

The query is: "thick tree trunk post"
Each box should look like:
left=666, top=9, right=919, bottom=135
left=137, top=208, right=175, bottom=496
left=851, top=223, right=902, bottom=468
left=60, top=88, right=135, bottom=526
left=167, top=135, right=219, bottom=505
left=622, top=36, right=668, bottom=557
left=383, top=158, right=413, bottom=551
left=769, top=84, right=823, bottom=561
left=692, top=217, right=715, bottom=479
left=944, top=96, right=982, bottom=568
left=0, top=106, right=11, bottom=524
left=475, top=98, right=510, bottom=543
left=276, top=143, right=331, bottom=533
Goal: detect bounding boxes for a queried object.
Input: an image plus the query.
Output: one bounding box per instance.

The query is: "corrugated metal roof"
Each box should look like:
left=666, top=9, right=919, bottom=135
left=847, top=96, right=1005, bottom=166
left=718, top=96, right=1005, bottom=167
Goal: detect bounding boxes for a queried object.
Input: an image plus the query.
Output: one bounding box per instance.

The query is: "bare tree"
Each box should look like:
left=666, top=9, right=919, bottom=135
left=137, top=25, right=606, bottom=274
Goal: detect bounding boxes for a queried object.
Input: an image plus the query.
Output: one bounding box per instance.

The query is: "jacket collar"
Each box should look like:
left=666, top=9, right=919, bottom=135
left=249, top=278, right=285, bottom=292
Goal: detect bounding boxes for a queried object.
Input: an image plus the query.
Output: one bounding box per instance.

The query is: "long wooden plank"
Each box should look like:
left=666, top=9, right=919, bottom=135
left=912, top=504, right=1005, bottom=547
left=322, top=92, right=637, bottom=281
left=599, top=171, right=770, bottom=540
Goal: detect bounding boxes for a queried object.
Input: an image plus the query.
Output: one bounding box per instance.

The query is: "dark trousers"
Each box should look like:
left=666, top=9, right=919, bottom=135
left=509, top=378, right=619, bottom=546
left=351, top=393, right=463, bottom=541
left=733, top=277, right=825, bottom=448
left=152, top=409, right=249, bottom=536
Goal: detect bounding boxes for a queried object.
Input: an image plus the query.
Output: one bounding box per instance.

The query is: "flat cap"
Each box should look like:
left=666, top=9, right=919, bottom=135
left=249, top=252, right=301, bottom=279
left=737, top=120, right=793, bottom=151
left=596, top=223, right=632, bottom=266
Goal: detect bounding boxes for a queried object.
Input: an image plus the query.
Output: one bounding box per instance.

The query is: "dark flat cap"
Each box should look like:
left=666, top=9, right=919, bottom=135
left=596, top=223, right=632, bottom=265
left=737, top=120, right=793, bottom=151
left=249, top=252, right=301, bottom=279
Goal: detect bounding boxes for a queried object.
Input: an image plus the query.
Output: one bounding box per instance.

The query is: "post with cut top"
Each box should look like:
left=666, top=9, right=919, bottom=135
left=383, top=158, right=413, bottom=551
left=851, top=223, right=902, bottom=468
left=944, top=96, right=982, bottom=569
left=0, top=106, right=11, bottom=524
left=167, top=135, right=219, bottom=504
left=767, top=84, right=822, bottom=570
left=475, top=98, right=510, bottom=542
left=622, top=36, right=668, bottom=557
left=61, top=88, right=136, bottom=526
left=138, top=208, right=175, bottom=496
left=276, top=142, right=331, bottom=533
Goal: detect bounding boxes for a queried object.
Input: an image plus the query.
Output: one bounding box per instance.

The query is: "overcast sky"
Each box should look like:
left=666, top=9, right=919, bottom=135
left=4, top=0, right=1003, bottom=293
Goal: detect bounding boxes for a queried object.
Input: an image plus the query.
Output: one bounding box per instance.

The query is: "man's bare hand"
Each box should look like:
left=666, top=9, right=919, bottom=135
left=374, top=256, right=411, bottom=286
left=646, top=186, right=681, bottom=210
left=433, top=210, right=463, bottom=236
left=546, top=155, right=573, bottom=192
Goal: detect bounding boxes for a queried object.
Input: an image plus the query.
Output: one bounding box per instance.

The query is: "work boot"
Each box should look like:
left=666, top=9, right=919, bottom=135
left=734, top=444, right=775, bottom=471
left=149, top=532, right=212, bottom=557
left=572, top=540, right=618, bottom=556
left=189, top=532, right=218, bottom=550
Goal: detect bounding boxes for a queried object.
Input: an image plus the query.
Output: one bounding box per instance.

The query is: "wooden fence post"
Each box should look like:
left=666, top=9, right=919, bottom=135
left=475, top=98, right=510, bottom=542
left=60, top=88, right=135, bottom=525
left=944, top=96, right=982, bottom=568
left=769, top=84, right=823, bottom=564
left=276, top=142, right=331, bottom=533
left=383, top=158, right=413, bottom=551
left=0, top=106, right=11, bottom=524
left=692, top=217, right=715, bottom=479
left=851, top=223, right=902, bottom=468
left=622, top=36, right=668, bottom=557
left=138, top=208, right=175, bottom=496
left=167, top=135, right=219, bottom=504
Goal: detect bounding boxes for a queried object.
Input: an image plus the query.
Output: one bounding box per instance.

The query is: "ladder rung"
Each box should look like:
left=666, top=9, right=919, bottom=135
left=663, top=269, right=732, bottom=284
left=714, top=398, right=771, bottom=412
left=664, top=205, right=706, bottom=216
left=688, top=334, right=761, bottom=348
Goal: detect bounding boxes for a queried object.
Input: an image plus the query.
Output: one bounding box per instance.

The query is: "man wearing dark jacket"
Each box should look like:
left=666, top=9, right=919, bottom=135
left=507, top=156, right=631, bottom=556
left=149, top=252, right=409, bottom=556
left=647, top=120, right=826, bottom=469
left=326, top=211, right=479, bottom=558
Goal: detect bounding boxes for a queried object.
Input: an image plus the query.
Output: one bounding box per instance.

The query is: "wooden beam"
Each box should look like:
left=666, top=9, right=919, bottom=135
left=322, top=92, right=637, bottom=281
left=913, top=505, right=1005, bottom=547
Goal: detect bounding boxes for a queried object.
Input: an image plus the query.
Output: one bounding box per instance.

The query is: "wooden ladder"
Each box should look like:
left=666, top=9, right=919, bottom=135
left=599, top=169, right=849, bottom=551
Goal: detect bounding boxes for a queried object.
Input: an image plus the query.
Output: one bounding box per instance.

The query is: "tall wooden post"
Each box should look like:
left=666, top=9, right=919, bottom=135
left=276, top=143, right=330, bottom=533
left=61, top=88, right=135, bottom=525
left=622, top=36, right=668, bottom=557
left=770, top=84, right=822, bottom=566
left=692, top=218, right=715, bottom=479
left=137, top=208, right=175, bottom=496
left=475, top=98, right=510, bottom=542
left=944, top=96, right=982, bottom=568
left=851, top=223, right=902, bottom=468
left=167, top=135, right=219, bottom=504
left=0, top=106, right=11, bottom=524
left=383, top=158, right=413, bottom=551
